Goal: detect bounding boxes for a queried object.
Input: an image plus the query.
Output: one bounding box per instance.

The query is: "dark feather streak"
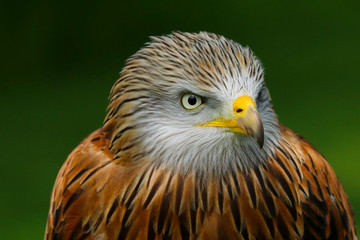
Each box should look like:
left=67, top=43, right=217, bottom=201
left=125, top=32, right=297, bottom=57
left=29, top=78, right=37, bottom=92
left=63, top=188, right=83, bottom=214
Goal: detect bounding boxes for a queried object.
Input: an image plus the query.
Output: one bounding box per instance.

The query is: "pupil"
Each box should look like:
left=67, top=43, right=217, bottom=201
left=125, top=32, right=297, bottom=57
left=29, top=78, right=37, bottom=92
left=188, top=96, right=197, bottom=105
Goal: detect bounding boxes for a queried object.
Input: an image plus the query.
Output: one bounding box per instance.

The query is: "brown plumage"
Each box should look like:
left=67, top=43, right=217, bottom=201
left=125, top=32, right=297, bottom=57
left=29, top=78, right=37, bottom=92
left=45, top=32, right=357, bottom=240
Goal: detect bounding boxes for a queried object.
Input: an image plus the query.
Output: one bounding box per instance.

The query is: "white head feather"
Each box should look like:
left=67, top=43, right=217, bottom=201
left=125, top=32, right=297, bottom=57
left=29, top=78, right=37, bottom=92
left=105, top=32, right=281, bottom=178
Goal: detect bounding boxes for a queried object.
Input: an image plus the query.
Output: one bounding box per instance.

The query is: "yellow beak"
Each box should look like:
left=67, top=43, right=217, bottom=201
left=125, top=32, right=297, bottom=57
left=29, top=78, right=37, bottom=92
left=197, top=95, right=264, bottom=148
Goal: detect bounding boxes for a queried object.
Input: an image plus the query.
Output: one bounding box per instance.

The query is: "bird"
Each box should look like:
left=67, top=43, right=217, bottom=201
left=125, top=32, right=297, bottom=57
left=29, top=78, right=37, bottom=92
left=45, top=31, right=357, bottom=240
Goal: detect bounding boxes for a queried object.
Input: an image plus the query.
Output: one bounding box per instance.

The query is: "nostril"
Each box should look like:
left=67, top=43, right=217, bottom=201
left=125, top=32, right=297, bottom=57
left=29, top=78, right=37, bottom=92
left=236, top=108, right=243, bottom=113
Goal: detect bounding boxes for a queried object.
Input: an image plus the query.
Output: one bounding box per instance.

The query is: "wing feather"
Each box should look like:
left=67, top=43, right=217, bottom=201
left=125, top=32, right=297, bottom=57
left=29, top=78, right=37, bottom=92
left=280, top=126, right=357, bottom=240
left=45, top=128, right=148, bottom=239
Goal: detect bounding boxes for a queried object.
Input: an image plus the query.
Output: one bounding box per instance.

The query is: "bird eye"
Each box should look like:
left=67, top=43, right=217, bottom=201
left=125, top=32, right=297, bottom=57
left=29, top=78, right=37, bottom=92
left=180, top=93, right=204, bottom=110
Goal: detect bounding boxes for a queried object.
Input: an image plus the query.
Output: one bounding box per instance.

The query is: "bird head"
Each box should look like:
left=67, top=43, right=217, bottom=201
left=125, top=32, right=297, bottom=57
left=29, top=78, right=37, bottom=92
left=104, top=32, right=281, bottom=177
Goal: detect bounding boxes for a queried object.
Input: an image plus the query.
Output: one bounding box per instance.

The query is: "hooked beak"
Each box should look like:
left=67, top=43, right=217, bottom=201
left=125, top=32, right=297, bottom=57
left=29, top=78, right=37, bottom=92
left=197, top=95, right=264, bottom=148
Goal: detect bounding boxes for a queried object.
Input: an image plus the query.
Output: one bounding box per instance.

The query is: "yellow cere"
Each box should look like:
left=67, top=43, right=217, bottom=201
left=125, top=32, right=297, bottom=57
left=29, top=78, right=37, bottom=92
left=197, top=118, right=246, bottom=134
left=233, top=95, right=256, bottom=117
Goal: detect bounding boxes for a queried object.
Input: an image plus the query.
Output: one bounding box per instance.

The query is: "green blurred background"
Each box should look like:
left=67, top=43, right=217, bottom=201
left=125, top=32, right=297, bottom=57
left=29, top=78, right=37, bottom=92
left=1, top=0, right=359, bottom=239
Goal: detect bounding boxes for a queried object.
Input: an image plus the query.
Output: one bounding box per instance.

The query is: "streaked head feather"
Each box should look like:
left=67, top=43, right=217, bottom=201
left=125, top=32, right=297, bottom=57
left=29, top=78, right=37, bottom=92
left=104, top=31, right=281, bottom=177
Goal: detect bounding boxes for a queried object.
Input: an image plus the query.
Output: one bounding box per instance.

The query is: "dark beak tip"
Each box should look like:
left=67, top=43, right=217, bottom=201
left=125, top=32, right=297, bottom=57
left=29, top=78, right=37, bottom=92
left=256, top=123, right=265, bottom=149
left=257, top=137, right=264, bottom=149
left=247, top=128, right=264, bottom=149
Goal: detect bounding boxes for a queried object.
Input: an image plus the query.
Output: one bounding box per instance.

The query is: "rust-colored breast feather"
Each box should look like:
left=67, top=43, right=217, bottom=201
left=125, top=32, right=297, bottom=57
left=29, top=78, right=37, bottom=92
left=45, top=126, right=356, bottom=240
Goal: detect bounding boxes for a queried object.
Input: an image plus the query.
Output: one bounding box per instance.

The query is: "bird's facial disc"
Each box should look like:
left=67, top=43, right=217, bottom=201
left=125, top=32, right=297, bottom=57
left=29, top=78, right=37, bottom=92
left=197, top=95, right=264, bottom=148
